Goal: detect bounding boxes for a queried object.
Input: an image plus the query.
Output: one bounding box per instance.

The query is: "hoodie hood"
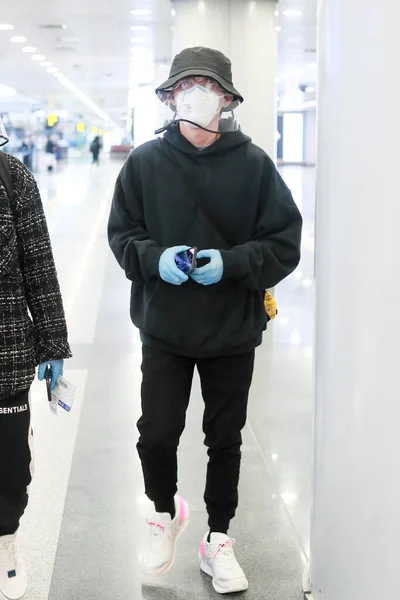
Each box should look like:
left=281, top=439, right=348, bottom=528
left=162, top=122, right=251, bottom=157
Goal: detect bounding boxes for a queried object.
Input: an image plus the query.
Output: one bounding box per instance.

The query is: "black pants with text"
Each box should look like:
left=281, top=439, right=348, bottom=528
left=137, top=346, right=255, bottom=534
left=0, top=390, right=32, bottom=536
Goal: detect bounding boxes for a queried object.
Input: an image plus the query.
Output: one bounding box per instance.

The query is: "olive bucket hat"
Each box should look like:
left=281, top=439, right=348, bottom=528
left=156, top=46, right=244, bottom=109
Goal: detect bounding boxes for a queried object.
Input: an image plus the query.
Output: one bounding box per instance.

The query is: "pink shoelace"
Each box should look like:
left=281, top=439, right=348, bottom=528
left=213, top=538, right=235, bottom=559
left=147, top=521, right=165, bottom=532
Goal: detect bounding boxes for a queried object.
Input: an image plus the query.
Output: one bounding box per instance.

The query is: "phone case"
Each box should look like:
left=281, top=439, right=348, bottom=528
left=175, top=248, right=198, bottom=275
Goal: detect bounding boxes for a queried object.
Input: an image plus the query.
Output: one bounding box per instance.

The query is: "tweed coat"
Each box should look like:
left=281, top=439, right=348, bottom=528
left=0, top=154, right=71, bottom=398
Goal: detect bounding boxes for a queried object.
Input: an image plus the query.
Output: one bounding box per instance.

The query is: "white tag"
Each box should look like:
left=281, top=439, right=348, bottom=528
left=50, top=376, right=76, bottom=413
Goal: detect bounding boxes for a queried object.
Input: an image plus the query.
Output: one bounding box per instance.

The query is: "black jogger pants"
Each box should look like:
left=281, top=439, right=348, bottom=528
left=0, top=389, right=32, bottom=536
left=137, top=346, right=255, bottom=534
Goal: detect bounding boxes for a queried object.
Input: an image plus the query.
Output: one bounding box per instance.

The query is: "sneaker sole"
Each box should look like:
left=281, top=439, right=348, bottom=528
left=141, top=503, right=190, bottom=578
left=199, top=556, right=249, bottom=595
left=1, top=592, right=27, bottom=600
left=0, top=584, right=27, bottom=600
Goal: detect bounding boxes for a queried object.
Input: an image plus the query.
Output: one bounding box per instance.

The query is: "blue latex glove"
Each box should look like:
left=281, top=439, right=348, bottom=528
left=38, top=360, right=64, bottom=392
left=159, top=245, right=190, bottom=285
left=191, top=249, right=224, bottom=286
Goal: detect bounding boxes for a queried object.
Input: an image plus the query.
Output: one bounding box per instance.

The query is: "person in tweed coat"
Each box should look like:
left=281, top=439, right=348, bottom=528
left=0, top=118, right=71, bottom=600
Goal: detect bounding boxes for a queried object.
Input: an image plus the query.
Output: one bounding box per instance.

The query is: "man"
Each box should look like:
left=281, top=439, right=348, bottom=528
left=45, top=136, right=57, bottom=173
left=90, top=136, right=102, bottom=166
left=0, top=118, right=71, bottom=600
left=108, top=47, right=302, bottom=594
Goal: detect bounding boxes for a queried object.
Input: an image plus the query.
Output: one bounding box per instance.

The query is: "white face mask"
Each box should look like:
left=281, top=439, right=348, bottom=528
left=175, top=85, right=222, bottom=129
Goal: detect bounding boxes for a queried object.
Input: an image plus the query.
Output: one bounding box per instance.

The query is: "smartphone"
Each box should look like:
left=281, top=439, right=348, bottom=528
left=175, top=247, right=198, bottom=275
left=45, top=366, right=52, bottom=402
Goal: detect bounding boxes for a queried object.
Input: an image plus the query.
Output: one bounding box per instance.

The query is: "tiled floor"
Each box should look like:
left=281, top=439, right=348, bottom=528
left=12, top=158, right=315, bottom=600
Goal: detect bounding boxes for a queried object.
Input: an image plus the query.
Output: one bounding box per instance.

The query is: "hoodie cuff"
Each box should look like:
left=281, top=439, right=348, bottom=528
left=220, top=247, right=251, bottom=281
left=220, top=249, right=239, bottom=280
left=142, top=246, right=165, bottom=281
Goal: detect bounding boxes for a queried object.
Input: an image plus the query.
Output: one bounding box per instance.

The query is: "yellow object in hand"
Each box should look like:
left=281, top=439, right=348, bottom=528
left=264, top=291, right=278, bottom=320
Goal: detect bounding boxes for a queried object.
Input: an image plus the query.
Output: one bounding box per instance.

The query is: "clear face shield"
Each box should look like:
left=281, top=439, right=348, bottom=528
left=0, top=117, right=8, bottom=148
left=155, top=76, right=241, bottom=135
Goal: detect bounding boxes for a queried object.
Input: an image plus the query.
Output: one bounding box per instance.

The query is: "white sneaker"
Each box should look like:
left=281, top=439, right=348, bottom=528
left=0, top=535, right=27, bottom=600
left=199, top=533, right=249, bottom=594
left=141, top=496, right=189, bottom=577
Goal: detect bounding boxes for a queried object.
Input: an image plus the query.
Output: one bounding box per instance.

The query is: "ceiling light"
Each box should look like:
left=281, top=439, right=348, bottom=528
left=41, top=61, right=52, bottom=67
left=62, top=81, right=76, bottom=92
left=275, top=26, right=282, bottom=32
left=46, top=67, right=58, bottom=73
left=31, top=54, right=46, bottom=61
left=274, top=10, right=280, bottom=17
left=171, top=8, right=176, bottom=17
left=131, top=9, right=152, bottom=15
left=131, top=25, right=149, bottom=31
left=0, top=24, right=14, bottom=31
left=22, top=46, right=37, bottom=53
left=281, top=492, right=298, bottom=505
left=10, top=36, right=27, bottom=43
left=50, top=75, right=114, bottom=124
left=283, top=9, right=303, bottom=17
left=305, top=86, right=315, bottom=93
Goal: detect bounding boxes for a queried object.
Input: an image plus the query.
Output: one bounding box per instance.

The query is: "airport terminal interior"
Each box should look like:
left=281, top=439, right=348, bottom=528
left=2, top=0, right=390, bottom=599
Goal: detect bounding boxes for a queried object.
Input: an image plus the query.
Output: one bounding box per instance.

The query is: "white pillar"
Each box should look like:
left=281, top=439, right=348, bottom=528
left=154, top=60, right=171, bottom=131
left=172, top=0, right=276, bottom=156
left=134, top=84, right=156, bottom=147
left=311, top=1, right=400, bottom=599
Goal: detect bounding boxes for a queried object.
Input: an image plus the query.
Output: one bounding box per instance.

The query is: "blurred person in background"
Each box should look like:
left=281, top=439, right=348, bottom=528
left=0, top=118, right=71, bottom=600
left=90, top=136, right=102, bottom=166
left=108, top=47, right=302, bottom=594
left=19, top=138, right=32, bottom=172
left=45, top=136, right=57, bottom=173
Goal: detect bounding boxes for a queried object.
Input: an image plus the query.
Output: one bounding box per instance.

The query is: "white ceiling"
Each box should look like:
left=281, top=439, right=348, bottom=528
left=0, top=0, right=173, bottom=124
left=0, top=0, right=317, bottom=125
left=276, top=0, right=318, bottom=94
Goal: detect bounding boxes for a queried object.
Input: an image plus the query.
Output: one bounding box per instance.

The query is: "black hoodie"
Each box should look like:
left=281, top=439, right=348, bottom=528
left=108, top=124, right=302, bottom=357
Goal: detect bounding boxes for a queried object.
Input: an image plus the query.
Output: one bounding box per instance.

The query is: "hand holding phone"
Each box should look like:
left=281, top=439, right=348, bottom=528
left=38, top=360, right=64, bottom=396
left=159, top=245, right=191, bottom=285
